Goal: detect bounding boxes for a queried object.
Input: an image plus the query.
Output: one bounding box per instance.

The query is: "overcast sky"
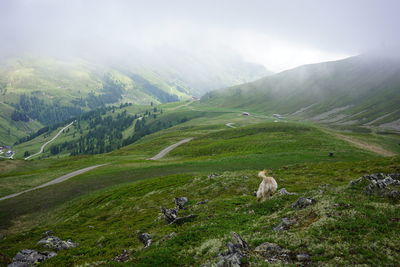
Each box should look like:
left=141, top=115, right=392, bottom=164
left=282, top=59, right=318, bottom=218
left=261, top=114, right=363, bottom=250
left=1, top=0, right=399, bottom=72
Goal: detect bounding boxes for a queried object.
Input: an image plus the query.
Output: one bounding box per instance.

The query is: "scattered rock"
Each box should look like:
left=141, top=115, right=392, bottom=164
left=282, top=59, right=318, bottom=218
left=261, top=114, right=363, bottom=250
left=175, top=197, right=188, bottom=209
left=160, top=207, right=197, bottom=224
left=162, top=232, right=177, bottom=241
left=273, top=217, right=295, bottom=231
left=254, top=242, right=291, bottom=264
left=292, top=197, right=316, bottom=209
left=208, top=173, right=219, bottom=179
left=278, top=188, right=298, bottom=195
left=296, top=253, right=311, bottom=262
left=37, top=236, right=78, bottom=251
left=113, top=249, right=130, bottom=262
left=328, top=152, right=334, bottom=157
left=217, top=232, right=248, bottom=267
left=349, top=173, right=400, bottom=198
left=161, top=207, right=178, bottom=224
left=196, top=199, right=209, bottom=205
left=138, top=233, right=152, bottom=248
left=8, top=249, right=57, bottom=267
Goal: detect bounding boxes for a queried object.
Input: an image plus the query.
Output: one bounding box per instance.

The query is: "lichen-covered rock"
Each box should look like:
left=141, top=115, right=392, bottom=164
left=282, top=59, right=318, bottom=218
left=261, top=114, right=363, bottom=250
left=138, top=233, right=152, bottom=248
left=217, top=232, right=248, bottom=267
left=273, top=217, right=295, bottom=231
left=37, top=236, right=78, bottom=251
left=291, top=197, right=316, bottom=209
left=175, top=197, right=188, bottom=209
left=161, top=207, right=178, bottom=224
left=8, top=249, right=57, bottom=267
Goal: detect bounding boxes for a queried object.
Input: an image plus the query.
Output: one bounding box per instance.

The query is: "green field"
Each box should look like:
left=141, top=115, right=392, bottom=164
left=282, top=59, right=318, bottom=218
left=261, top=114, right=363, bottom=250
left=0, top=100, right=399, bottom=266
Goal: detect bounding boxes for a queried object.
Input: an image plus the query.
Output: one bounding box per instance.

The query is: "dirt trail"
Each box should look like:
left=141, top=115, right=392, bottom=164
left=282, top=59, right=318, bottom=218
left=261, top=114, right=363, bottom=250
left=24, top=121, right=75, bottom=160
left=331, top=132, right=396, bottom=157
left=225, top=123, right=236, bottom=128
left=0, top=164, right=107, bottom=201
left=148, top=138, right=193, bottom=160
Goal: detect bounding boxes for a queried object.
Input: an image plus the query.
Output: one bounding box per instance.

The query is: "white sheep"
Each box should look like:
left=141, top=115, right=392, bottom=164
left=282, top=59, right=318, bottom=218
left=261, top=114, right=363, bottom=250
left=256, top=170, right=278, bottom=202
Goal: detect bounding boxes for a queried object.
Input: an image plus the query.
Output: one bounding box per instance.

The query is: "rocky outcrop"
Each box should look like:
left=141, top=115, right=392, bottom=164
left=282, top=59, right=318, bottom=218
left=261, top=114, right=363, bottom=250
left=292, top=197, right=316, bottom=209
left=217, top=232, right=248, bottom=267
left=349, top=173, right=400, bottom=198
left=37, top=236, right=78, bottom=251
left=8, top=249, right=57, bottom=267
left=138, top=233, right=152, bottom=248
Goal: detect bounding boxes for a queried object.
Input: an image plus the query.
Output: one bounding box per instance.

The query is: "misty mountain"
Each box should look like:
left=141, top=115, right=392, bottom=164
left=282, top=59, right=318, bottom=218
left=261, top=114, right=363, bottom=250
left=201, top=52, right=400, bottom=130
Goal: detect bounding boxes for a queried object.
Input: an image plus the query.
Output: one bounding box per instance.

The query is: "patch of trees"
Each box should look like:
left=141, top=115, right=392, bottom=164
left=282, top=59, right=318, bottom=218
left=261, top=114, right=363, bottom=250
left=49, top=108, right=136, bottom=155
left=12, top=94, right=83, bottom=125
left=122, top=111, right=203, bottom=146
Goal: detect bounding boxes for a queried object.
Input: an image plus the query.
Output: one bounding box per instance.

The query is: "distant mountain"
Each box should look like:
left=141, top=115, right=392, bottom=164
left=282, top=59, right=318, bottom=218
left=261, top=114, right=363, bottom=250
left=0, top=55, right=268, bottom=144
left=201, top=52, right=400, bottom=130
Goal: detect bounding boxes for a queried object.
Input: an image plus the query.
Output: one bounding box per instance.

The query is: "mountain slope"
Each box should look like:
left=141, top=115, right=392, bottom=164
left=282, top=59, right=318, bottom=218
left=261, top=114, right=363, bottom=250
left=201, top=52, right=400, bottom=129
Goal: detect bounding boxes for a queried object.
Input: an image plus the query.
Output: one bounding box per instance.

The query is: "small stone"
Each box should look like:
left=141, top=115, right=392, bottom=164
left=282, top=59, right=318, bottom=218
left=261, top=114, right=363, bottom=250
left=42, top=230, right=53, bottom=237
left=161, top=207, right=178, bottom=224
left=292, top=197, right=316, bottom=209
left=175, top=197, right=188, bottom=209
left=196, top=199, right=209, bottom=205
left=113, top=250, right=130, bottom=262
left=278, top=188, right=297, bottom=195
left=296, top=253, right=310, bottom=261
left=138, top=233, right=152, bottom=248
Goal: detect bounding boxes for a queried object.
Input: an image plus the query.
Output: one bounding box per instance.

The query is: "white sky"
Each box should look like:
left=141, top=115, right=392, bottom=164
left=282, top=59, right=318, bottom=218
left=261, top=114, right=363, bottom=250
left=1, top=0, right=399, bottom=72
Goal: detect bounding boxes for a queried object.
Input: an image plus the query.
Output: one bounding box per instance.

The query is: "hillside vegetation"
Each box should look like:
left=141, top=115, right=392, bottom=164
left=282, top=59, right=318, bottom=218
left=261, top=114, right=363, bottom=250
left=201, top=52, right=400, bottom=130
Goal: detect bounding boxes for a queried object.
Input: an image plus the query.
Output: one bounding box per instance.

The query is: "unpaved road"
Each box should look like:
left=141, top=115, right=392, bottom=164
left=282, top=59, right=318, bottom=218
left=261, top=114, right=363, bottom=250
left=0, top=164, right=107, bottom=201
left=225, top=123, right=236, bottom=128
left=148, top=138, right=193, bottom=160
left=25, top=121, right=75, bottom=160
left=332, top=132, right=396, bottom=157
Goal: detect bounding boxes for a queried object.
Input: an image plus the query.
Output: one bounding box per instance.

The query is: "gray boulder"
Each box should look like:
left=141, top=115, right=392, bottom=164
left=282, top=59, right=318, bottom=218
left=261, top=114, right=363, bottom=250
left=175, top=197, right=188, bottom=209
left=8, top=249, right=57, bottom=267
left=37, top=236, right=78, bottom=251
left=292, top=197, right=316, bottom=209
left=138, top=233, right=152, bottom=248
left=350, top=173, right=400, bottom=197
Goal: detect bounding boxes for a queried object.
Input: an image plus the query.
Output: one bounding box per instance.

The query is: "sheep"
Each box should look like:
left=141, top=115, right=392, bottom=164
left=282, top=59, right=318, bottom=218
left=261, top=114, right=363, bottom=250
left=256, top=170, right=278, bottom=202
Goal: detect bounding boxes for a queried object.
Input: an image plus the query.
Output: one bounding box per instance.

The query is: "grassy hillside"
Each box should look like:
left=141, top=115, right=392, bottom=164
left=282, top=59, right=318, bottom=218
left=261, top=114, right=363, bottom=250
left=0, top=155, right=399, bottom=266
left=201, top=53, right=400, bottom=130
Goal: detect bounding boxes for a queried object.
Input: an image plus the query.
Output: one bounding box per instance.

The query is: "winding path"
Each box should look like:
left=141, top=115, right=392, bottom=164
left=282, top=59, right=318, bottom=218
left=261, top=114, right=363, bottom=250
left=225, top=123, right=236, bottom=128
left=148, top=138, right=193, bottom=160
left=24, top=121, right=75, bottom=160
left=0, top=164, right=107, bottom=201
